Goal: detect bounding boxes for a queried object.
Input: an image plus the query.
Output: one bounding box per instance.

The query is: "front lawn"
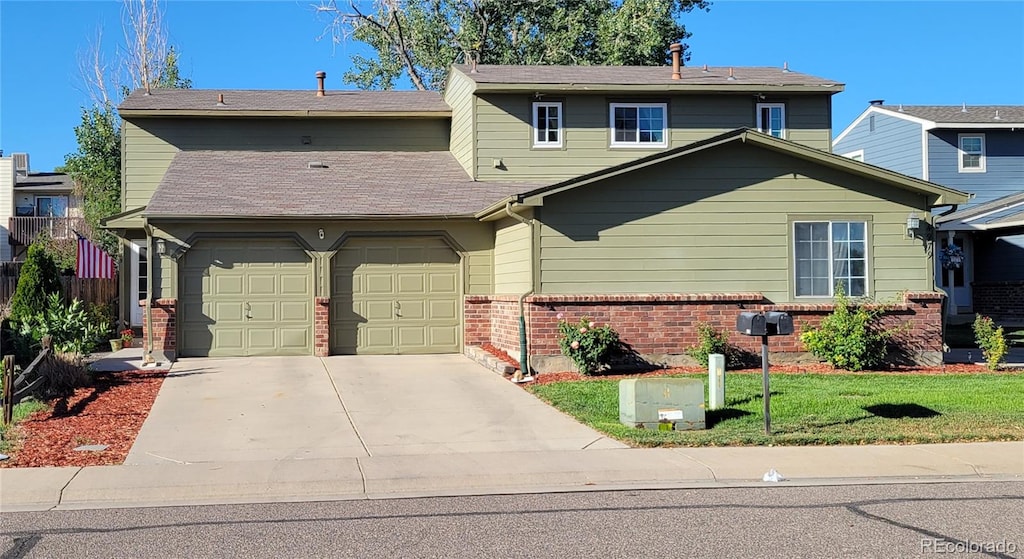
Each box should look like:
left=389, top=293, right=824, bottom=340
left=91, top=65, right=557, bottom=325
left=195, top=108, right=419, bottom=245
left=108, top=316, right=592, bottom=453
left=528, top=373, right=1024, bottom=446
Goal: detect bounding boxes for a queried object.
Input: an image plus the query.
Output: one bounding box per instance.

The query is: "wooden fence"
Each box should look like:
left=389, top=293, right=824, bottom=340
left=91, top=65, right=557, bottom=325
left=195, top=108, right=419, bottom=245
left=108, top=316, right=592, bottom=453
left=0, top=262, right=118, bottom=308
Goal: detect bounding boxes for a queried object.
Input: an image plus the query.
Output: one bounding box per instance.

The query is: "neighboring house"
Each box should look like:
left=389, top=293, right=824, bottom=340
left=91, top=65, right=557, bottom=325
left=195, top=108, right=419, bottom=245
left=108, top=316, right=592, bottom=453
left=105, top=51, right=968, bottom=369
left=834, top=103, right=1024, bottom=320
left=0, top=152, right=85, bottom=262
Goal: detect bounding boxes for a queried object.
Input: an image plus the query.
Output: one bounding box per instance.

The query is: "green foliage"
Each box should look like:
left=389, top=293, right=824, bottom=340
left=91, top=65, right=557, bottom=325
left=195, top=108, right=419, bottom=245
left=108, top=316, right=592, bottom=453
left=973, top=315, right=1008, bottom=371
left=61, top=105, right=122, bottom=254
left=87, top=302, right=116, bottom=340
left=329, top=0, right=711, bottom=91
left=800, top=284, right=891, bottom=371
left=686, top=322, right=745, bottom=368
left=9, top=243, right=63, bottom=325
left=557, top=315, right=620, bottom=375
left=18, top=293, right=104, bottom=356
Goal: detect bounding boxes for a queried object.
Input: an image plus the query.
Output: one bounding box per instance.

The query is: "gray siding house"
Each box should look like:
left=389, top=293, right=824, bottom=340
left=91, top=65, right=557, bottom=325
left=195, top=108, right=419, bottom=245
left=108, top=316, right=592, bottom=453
left=834, top=104, right=1024, bottom=320
left=107, top=53, right=968, bottom=370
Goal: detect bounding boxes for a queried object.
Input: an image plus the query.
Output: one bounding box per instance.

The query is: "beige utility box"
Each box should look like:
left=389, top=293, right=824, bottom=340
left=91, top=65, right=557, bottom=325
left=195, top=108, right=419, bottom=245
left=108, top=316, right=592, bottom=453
left=619, top=378, right=706, bottom=430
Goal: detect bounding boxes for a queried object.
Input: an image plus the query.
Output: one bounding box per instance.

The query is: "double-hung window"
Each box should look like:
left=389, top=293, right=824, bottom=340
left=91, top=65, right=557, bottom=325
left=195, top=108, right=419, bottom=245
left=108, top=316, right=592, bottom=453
left=756, top=103, right=786, bottom=138
left=610, top=103, right=667, bottom=147
left=794, top=220, right=867, bottom=297
left=957, top=133, right=985, bottom=172
left=533, top=102, right=563, bottom=148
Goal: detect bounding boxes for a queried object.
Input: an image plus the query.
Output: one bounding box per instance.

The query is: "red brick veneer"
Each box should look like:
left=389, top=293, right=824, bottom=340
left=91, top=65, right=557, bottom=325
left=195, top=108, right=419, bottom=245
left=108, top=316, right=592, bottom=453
left=314, top=297, right=330, bottom=357
left=973, top=281, right=1024, bottom=321
left=465, top=292, right=945, bottom=372
left=140, top=298, right=176, bottom=358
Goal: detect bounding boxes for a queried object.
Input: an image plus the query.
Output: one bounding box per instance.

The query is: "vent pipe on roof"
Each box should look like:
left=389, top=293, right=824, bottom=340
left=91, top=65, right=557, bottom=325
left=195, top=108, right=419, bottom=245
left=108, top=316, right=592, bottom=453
left=315, top=71, right=326, bottom=97
left=702, top=64, right=708, bottom=73
left=782, top=61, right=790, bottom=73
left=995, top=109, right=1002, bottom=120
left=216, top=93, right=226, bottom=107
left=961, top=102, right=968, bottom=113
left=669, top=43, right=682, bottom=79
left=868, top=99, right=884, bottom=106
left=727, top=67, right=735, bottom=81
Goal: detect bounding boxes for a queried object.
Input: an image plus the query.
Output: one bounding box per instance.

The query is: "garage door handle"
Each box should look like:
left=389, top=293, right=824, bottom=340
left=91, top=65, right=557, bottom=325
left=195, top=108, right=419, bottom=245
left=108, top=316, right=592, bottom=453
left=245, top=301, right=252, bottom=319
left=394, top=300, right=401, bottom=318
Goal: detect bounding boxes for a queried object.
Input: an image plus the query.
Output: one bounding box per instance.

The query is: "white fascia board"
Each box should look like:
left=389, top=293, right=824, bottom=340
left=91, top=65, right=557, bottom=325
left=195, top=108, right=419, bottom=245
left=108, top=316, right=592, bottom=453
left=833, top=105, right=936, bottom=146
left=934, top=122, right=1024, bottom=129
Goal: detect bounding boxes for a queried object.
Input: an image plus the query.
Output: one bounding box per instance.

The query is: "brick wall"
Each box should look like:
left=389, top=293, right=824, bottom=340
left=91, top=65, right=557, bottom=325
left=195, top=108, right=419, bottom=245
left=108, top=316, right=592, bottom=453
left=140, top=298, right=176, bottom=360
left=973, top=281, right=1024, bottom=321
left=314, top=297, right=330, bottom=357
left=465, top=292, right=945, bottom=373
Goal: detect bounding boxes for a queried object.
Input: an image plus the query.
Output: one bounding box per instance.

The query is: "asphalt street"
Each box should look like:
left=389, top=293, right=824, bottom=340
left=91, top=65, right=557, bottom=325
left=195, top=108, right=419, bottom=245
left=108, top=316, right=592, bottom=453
left=3, top=481, right=1022, bottom=558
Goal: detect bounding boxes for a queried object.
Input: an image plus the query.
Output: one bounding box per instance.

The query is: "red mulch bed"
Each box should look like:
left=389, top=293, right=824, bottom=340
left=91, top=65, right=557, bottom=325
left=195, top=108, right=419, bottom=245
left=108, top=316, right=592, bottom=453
left=1, top=370, right=166, bottom=468
left=481, top=342, right=521, bottom=370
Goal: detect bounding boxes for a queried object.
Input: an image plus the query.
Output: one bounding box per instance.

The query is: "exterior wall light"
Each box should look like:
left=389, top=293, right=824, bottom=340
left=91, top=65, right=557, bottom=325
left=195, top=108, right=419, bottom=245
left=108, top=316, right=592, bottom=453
left=906, top=212, right=920, bottom=236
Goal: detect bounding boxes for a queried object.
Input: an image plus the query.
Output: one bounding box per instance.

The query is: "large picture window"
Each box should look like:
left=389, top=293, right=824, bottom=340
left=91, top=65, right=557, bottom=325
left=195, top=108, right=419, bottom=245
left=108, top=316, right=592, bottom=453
left=794, top=221, right=867, bottom=297
left=610, top=103, right=667, bottom=147
left=532, top=102, right=562, bottom=148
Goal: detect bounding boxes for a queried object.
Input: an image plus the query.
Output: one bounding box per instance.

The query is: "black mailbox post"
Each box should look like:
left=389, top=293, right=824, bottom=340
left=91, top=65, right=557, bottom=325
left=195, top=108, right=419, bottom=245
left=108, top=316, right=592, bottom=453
left=736, top=311, right=793, bottom=435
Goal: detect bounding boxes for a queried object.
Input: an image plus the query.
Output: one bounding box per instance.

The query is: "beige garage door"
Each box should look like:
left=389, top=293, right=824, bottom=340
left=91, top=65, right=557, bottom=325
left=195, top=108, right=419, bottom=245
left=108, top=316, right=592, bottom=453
left=331, top=237, right=460, bottom=354
left=180, top=239, right=313, bottom=357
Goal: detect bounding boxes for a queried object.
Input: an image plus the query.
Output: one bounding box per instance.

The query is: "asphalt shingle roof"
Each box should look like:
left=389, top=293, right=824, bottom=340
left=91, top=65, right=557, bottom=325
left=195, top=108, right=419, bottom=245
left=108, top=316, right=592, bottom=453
left=453, top=64, right=842, bottom=88
left=145, top=151, right=546, bottom=217
left=15, top=172, right=73, bottom=190
left=879, top=105, right=1024, bottom=124
left=120, top=89, right=451, bottom=113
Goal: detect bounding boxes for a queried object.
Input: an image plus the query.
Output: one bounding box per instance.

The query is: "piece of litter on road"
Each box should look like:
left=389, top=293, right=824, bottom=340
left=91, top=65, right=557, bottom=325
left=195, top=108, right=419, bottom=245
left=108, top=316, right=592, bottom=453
left=74, top=444, right=109, bottom=452
left=762, top=468, right=785, bottom=482
left=0, top=453, right=8, bottom=461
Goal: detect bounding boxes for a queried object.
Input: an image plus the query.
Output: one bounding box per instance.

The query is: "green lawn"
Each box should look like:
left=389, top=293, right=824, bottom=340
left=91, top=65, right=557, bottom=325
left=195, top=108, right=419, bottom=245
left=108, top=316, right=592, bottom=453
left=528, top=373, right=1024, bottom=446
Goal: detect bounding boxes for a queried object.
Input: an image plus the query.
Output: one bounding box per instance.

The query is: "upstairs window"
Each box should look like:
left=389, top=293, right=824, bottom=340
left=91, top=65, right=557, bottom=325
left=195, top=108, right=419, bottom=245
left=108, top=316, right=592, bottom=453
left=532, top=102, right=563, bottom=148
left=794, top=221, right=867, bottom=298
left=757, top=103, right=786, bottom=138
left=610, top=103, right=667, bottom=147
left=958, top=134, right=986, bottom=172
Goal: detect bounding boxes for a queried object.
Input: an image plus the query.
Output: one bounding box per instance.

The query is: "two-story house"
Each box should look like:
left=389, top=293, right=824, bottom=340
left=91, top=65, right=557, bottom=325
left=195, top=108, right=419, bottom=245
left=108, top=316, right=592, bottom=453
left=105, top=49, right=967, bottom=370
left=833, top=103, right=1024, bottom=321
left=0, top=152, right=86, bottom=262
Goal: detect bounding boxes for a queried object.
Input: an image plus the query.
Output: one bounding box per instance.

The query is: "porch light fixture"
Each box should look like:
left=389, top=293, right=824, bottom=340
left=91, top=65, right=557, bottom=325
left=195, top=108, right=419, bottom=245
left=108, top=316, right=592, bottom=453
left=154, top=238, right=167, bottom=256
left=906, top=212, right=920, bottom=236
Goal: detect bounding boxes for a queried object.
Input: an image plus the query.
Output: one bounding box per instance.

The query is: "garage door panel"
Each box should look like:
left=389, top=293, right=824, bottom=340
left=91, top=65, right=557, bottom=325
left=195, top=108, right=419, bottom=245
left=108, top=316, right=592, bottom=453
left=331, top=238, right=461, bottom=355
left=181, top=240, right=312, bottom=357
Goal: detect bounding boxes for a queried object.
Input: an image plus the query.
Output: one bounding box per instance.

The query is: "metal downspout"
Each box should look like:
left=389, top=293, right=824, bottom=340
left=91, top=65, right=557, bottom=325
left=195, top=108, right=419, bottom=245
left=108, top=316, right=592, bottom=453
left=505, top=200, right=534, bottom=376
left=142, top=222, right=155, bottom=365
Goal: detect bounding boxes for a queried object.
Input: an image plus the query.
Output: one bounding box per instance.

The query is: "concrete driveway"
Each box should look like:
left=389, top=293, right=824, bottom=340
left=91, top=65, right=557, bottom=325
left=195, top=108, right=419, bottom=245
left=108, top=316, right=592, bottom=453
left=125, top=355, right=623, bottom=465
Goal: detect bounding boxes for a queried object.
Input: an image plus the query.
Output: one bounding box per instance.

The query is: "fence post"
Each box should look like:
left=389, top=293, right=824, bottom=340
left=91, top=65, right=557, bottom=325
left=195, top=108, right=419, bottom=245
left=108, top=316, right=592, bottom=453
left=2, top=355, right=14, bottom=425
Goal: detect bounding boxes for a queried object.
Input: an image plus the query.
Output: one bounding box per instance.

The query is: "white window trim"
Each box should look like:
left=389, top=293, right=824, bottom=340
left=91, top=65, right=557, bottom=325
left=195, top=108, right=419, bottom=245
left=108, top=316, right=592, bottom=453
left=842, top=149, right=865, bottom=162
left=609, top=102, right=668, bottom=148
left=130, top=241, right=148, bottom=327
left=756, top=102, right=786, bottom=139
left=792, top=220, right=869, bottom=299
left=532, top=101, right=563, bottom=148
left=957, top=133, right=986, bottom=173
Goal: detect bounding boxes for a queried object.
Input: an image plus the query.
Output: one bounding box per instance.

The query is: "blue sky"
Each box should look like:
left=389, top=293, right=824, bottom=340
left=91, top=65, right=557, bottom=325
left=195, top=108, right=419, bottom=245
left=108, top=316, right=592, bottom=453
left=2, top=0, right=1023, bottom=172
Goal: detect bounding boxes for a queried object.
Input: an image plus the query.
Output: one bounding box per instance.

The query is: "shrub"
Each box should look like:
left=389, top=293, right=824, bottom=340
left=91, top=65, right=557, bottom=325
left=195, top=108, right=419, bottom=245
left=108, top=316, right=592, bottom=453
left=9, top=242, right=63, bottom=324
left=800, top=284, right=890, bottom=371
left=87, top=302, right=116, bottom=340
left=973, top=314, right=1007, bottom=371
left=687, top=322, right=737, bottom=367
left=557, top=315, right=620, bottom=375
left=18, top=293, right=104, bottom=356
left=38, top=352, right=91, bottom=399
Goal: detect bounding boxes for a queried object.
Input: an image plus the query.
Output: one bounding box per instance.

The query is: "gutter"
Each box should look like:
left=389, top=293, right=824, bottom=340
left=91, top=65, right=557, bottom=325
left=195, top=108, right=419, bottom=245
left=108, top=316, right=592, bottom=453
left=505, top=201, right=535, bottom=380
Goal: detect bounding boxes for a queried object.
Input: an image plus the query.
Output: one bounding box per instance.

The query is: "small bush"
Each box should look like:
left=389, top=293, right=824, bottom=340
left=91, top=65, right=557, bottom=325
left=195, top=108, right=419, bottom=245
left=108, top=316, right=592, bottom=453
left=18, top=293, right=104, bottom=356
left=38, top=352, right=91, bottom=399
left=687, top=322, right=746, bottom=367
left=800, top=284, right=891, bottom=371
left=557, top=315, right=620, bottom=375
left=87, top=302, right=116, bottom=340
left=9, top=242, right=63, bottom=324
left=973, top=315, right=1007, bottom=371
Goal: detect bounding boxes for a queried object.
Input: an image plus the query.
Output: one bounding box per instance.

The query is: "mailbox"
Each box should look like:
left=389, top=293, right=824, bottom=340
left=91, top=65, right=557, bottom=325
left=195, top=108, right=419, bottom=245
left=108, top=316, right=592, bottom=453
left=764, top=311, right=794, bottom=335
left=736, top=312, right=767, bottom=336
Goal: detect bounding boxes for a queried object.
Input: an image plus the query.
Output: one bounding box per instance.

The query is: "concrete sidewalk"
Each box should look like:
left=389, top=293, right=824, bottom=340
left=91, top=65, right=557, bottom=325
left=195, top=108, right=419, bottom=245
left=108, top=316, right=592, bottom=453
left=2, top=442, right=1021, bottom=512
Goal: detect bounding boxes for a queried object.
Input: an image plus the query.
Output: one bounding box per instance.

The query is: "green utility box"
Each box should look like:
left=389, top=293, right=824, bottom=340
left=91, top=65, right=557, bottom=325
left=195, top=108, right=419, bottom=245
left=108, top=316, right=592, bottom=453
left=619, top=378, right=706, bottom=430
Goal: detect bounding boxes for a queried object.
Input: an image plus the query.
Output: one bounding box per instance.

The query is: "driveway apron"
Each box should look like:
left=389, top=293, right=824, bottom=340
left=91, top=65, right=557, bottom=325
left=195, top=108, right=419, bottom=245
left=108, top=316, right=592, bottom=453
left=125, top=357, right=367, bottom=465
left=322, top=354, right=624, bottom=456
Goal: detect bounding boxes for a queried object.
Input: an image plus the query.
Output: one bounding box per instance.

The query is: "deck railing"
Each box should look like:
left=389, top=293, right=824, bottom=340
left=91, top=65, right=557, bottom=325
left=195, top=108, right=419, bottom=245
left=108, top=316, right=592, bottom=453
left=8, top=217, right=89, bottom=246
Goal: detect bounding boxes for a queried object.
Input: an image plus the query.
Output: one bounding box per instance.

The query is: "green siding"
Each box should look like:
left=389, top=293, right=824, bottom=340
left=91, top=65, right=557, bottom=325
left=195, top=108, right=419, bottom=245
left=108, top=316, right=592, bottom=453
left=475, top=93, right=833, bottom=180
left=494, top=216, right=532, bottom=293
left=122, top=117, right=451, bottom=210
left=150, top=218, right=493, bottom=300
left=444, top=70, right=476, bottom=177
left=537, top=142, right=931, bottom=303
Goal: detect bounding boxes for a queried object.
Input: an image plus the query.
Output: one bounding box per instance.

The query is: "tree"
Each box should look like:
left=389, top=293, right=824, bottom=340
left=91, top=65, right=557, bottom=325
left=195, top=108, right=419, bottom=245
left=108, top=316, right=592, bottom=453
left=65, top=0, right=190, bottom=254
left=314, top=0, right=711, bottom=91
left=9, top=243, right=64, bottom=325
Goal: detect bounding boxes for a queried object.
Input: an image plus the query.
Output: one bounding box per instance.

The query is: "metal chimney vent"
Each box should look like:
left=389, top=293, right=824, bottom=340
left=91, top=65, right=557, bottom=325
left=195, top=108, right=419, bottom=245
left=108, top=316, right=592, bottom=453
left=12, top=153, right=29, bottom=176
